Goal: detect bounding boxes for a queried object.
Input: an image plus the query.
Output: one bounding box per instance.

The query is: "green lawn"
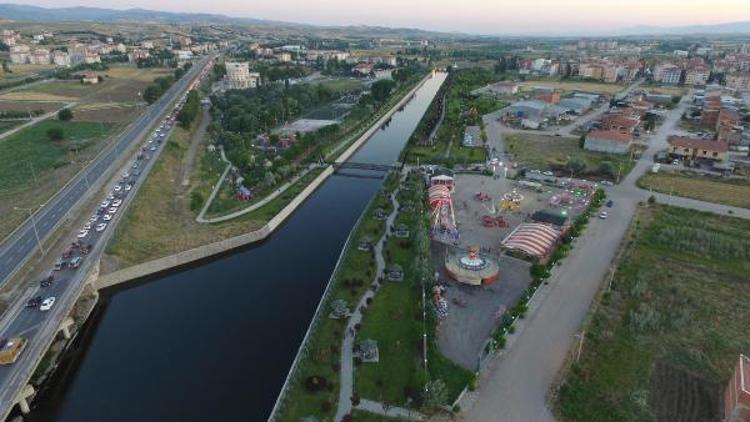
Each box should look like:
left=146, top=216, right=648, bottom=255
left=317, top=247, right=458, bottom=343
left=638, top=172, right=750, bottom=209
left=316, top=79, right=363, bottom=94
left=556, top=204, right=750, bottom=421
left=0, top=120, right=113, bottom=193
left=504, top=133, right=635, bottom=180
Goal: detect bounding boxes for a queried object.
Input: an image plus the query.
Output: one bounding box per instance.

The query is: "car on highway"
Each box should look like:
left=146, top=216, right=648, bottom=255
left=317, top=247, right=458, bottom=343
left=103, top=213, right=113, bottom=222
left=26, top=296, right=42, bottom=308
left=108, top=207, right=118, bottom=214
left=542, top=171, right=554, bottom=176
left=113, top=185, right=122, bottom=192
left=100, top=200, right=110, bottom=208
left=69, top=256, right=82, bottom=269
left=84, top=222, right=93, bottom=230
left=77, top=230, right=89, bottom=239
left=39, top=273, right=54, bottom=287
left=88, top=215, right=99, bottom=223
left=124, top=184, right=132, bottom=192
left=0, top=338, right=28, bottom=365
left=107, top=193, right=115, bottom=200
left=53, top=259, right=66, bottom=271
left=122, top=172, right=129, bottom=179
left=150, top=145, right=157, bottom=151
left=598, top=211, right=608, bottom=219
left=132, top=162, right=139, bottom=169
left=39, top=297, right=56, bottom=311
left=112, top=199, right=123, bottom=207
left=95, top=223, right=107, bottom=232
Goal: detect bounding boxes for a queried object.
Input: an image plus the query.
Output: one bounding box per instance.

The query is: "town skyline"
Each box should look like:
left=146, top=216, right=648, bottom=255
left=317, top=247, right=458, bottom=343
left=11, top=0, right=750, bottom=36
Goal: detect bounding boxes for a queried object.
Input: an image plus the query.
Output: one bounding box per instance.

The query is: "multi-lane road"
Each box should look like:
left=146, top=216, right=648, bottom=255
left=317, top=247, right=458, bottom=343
left=0, top=56, right=215, bottom=419
left=0, top=56, right=210, bottom=287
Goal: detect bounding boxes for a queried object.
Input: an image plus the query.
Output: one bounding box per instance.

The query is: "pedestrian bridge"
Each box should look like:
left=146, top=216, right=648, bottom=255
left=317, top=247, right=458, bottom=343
left=331, top=161, right=402, bottom=173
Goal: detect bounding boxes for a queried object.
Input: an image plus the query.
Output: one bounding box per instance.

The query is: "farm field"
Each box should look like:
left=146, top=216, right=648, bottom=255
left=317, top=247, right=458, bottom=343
left=0, top=63, right=56, bottom=80
left=0, top=120, right=116, bottom=240
left=638, top=171, right=750, bottom=209
left=556, top=204, right=750, bottom=422
left=519, top=80, right=625, bottom=96
left=504, top=133, right=635, bottom=180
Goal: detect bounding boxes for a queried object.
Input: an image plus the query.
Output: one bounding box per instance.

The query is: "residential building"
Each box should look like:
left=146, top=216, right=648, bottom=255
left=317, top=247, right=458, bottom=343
left=480, top=81, right=520, bottom=96
left=584, top=130, right=633, bottom=154
left=685, top=65, right=710, bottom=86
left=654, top=63, right=682, bottom=84
left=9, top=45, right=30, bottom=64
left=69, top=44, right=100, bottom=65
left=225, top=62, right=260, bottom=89
left=353, top=63, right=374, bottom=75
left=81, top=73, right=99, bottom=84
left=275, top=52, right=292, bottom=63
left=29, top=48, right=50, bottom=65
left=673, top=49, right=689, bottom=57
left=173, top=35, right=191, bottom=48
left=725, top=355, right=750, bottom=422
left=1, top=30, right=17, bottom=47
left=141, top=40, right=154, bottom=49
left=727, top=72, right=750, bottom=92
left=600, top=114, right=640, bottom=134
left=175, top=50, right=193, bottom=61
left=668, top=136, right=728, bottom=161
left=52, top=50, right=70, bottom=67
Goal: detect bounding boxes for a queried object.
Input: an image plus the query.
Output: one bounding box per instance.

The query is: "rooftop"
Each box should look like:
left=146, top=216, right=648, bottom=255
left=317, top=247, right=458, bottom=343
left=669, top=136, right=729, bottom=152
left=587, top=130, right=633, bottom=143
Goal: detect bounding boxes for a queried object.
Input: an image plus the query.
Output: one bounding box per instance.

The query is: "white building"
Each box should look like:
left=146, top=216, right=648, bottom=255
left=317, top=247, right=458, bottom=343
left=9, top=45, right=30, bottom=64
left=225, top=61, right=260, bottom=89
left=52, top=50, right=70, bottom=67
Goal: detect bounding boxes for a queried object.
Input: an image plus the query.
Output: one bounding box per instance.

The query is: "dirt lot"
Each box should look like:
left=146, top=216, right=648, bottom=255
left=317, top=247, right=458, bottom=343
left=519, top=80, right=625, bottom=96
left=639, top=171, right=750, bottom=209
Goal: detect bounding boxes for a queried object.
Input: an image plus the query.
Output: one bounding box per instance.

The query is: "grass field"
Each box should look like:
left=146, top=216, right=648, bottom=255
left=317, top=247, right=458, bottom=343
left=316, top=79, right=363, bottom=94
left=504, top=133, right=635, bottom=180
left=0, top=64, right=56, bottom=80
left=0, top=120, right=23, bottom=133
left=638, top=172, right=750, bottom=209
left=0, top=120, right=115, bottom=240
left=556, top=204, right=750, bottom=422
left=519, top=80, right=625, bottom=96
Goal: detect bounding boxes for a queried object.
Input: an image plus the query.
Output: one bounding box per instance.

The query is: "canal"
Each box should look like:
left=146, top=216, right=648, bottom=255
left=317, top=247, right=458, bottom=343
left=29, top=72, right=447, bottom=422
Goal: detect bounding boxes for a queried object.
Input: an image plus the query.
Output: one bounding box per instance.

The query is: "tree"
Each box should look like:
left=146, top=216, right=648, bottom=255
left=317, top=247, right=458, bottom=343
left=46, top=127, right=64, bottom=141
left=143, top=85, right=160, bottom=104
left=423, top=379, right=448, bottom=408
left=58, top=108, right=73, bottom=121
left=566, top=157, right=586, bottom=176
left=177, top=90, right=200, bottom=129
left=578, top=134, right=586, bottom=149
left=597, top=161, right=615, bottom=177
left=371, top=79, right=396, bottom=103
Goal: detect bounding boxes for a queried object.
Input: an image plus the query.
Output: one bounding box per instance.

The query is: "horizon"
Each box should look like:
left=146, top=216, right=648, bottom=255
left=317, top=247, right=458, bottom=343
left=10, top=0, right=750, bottom=36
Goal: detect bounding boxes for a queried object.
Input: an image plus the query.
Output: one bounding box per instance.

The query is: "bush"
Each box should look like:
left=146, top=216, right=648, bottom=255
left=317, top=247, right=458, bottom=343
left=46, top=127, right=64, bottom=141
left=189, top=191, right=203, bottom=211
left=304, top=375, right=328, bottom=392
left=648, top=195, right=656, bottom=204
left=58, top=108, right=74, bottom=121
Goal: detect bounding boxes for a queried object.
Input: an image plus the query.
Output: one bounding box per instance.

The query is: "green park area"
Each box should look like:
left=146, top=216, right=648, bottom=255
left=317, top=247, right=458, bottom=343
left=0, top=119, right=115, bottom=240
left=557, top=204, right=750, bottom=422
left=504, top=133, right=635, bottom=180
left=638, top=171, right=750, bottom=209
left=404, top=68, right=508, bottom=165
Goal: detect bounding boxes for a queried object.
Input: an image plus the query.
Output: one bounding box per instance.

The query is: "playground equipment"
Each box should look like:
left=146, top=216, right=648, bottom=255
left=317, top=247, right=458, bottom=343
left=499, top=189, right=524, bottom=212
left=444, top=245, right=500, bottom=286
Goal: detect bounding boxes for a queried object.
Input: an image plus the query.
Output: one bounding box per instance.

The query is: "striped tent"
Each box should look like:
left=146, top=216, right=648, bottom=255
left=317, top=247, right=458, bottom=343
left=501, top=223, right=561, bottom=258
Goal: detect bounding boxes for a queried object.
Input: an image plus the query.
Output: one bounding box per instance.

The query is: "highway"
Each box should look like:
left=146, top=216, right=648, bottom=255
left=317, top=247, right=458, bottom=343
left=0, top=56, right=210, bottom=288
left=0, top=56, right=215, bottom=419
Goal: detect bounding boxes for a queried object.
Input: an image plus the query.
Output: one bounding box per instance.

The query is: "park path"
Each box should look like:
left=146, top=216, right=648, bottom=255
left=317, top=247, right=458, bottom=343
left=334, top=169, right=423, bottom=421
left=180, top=108, right=210, bottom=187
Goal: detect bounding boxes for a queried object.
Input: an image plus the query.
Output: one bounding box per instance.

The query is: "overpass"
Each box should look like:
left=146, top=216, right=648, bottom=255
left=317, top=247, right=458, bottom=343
left=0, top=55, right=216, bottom=420
left=0, top=55, right=212, bottom=289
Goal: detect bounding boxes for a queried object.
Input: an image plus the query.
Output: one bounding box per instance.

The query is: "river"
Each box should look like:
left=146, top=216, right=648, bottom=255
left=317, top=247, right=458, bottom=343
left=28, top=72, right=447, bottom=422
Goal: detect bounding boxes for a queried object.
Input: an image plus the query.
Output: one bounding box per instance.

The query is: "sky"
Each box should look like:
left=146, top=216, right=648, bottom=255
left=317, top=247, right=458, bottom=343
left=19, top=0, right=750, bottom=35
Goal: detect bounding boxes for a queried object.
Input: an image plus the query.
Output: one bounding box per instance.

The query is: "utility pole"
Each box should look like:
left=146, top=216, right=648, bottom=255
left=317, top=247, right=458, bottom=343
left=15, top=205, right=46, bottom=256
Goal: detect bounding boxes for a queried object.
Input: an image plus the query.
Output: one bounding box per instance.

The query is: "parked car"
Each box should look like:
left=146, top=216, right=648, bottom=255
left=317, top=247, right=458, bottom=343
left=542, top=171, right=554, bottom=177
left=606, top=200, right=613, bottom=208
left=39, top=297, right=56, bottom=312
left=598, top=211, right=608, bottom=219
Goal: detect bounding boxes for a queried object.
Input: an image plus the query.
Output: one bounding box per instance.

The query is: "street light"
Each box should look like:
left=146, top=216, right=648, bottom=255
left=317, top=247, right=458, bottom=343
left=14, top=204, right=46, bottom=256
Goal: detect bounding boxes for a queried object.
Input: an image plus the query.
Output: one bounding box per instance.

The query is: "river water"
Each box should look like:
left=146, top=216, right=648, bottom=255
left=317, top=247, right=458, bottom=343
left=29, top=72, right=447, bottom=422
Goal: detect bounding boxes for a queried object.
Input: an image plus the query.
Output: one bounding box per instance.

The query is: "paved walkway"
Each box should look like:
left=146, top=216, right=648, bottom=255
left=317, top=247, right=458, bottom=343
left=335, top=171, right=409, bottom=421
left=461, top=90, right=750, bottom=422
left=356, top=398, right=425, bottom=420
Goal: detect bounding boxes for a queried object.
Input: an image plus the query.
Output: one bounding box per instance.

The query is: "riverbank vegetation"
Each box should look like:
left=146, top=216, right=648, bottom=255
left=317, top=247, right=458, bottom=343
left=556, top=204, right=750, bottom=421
left=403, top=67, right=507, bottom=165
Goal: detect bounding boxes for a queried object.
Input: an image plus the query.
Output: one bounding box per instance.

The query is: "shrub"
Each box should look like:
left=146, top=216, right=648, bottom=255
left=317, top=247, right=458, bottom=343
left=648, top=195, right=656, bottom=204
left=46, top=127, right=64, bottom=141
left=304, top=375, right=328, bottom=393
left=58, top=108, right=73, bottom=121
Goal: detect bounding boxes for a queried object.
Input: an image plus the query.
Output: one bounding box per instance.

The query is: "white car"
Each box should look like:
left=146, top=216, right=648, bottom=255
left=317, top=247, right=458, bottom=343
left=543, top=171, right=554, bottom=176
left=112, top=199, right=123, bottom=207
left=100, top=200, right=110, bottom=208
left=121, top=172, right=129, bottom=179
left=108, top=207, right=118, bottom=214
left=95, top=223, right=107, bottom=232
left=125, top=184, right=133, bottom=192
left=40, top=297, right=56, bottom=311
left=107, top=193, right=115, bottom=200
left=88, top=215, right=99, bottom=223
left=150, top=145, right=157, bottom=151
left=599, top=211, right=608, bottom=219
left=83, top=222, right=92, bottom=231
left=113, top=185, right=122, bottom=192
left=77, top=229, right=89, bottom=239
left=103, top=214, right=113, bottom=222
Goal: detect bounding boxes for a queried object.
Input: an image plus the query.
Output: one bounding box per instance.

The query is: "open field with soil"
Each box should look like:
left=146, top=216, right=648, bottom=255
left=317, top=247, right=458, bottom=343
left=556, top=204, right=750, bottom=422
left=519, top=80, right=625, bottom=96
left=504, top=133, right=635, bottom=179
left=0, top=119, right=116, bottom=240
left=638, top=171, right=750, bottom=210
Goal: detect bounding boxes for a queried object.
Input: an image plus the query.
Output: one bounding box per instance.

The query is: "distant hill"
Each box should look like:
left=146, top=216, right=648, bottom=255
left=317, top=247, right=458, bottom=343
left=616, top=21, right=750, bottom=36
left=0, top=3, right=272, bottom=25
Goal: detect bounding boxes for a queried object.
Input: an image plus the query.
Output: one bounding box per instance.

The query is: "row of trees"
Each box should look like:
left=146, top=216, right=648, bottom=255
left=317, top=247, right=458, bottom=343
left=177, top=90, right=200, bottom=129
left=142, top=63, right=192, bottom=105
